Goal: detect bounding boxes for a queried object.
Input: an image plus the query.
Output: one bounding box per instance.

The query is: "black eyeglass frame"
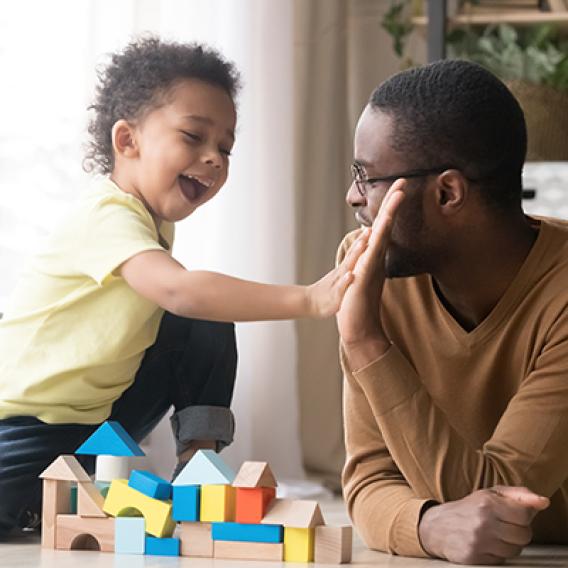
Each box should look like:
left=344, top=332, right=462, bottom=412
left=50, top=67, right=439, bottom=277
left=350, top=163, right=458, bottom=197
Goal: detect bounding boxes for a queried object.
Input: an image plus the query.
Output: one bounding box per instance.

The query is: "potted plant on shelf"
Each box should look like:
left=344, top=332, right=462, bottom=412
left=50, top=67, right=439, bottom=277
left=381, top=2, right=568, bottom=161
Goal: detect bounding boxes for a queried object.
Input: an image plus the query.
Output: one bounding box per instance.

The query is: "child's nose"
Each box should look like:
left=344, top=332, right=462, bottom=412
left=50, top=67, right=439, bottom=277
left=202, top=147, right=223, bottom=169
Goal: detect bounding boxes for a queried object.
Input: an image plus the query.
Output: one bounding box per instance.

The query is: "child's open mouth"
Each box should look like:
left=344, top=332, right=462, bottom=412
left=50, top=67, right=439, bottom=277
left=178, top=174, right=210, bottom=202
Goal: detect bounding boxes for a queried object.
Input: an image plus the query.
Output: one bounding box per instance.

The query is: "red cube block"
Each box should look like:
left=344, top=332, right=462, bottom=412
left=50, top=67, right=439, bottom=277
left=235, top=487, right=276, bottom=524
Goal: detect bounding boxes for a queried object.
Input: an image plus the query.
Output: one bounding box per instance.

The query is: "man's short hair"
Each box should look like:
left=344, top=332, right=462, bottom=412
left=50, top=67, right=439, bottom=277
left=370, top=59, right=527, bottom=212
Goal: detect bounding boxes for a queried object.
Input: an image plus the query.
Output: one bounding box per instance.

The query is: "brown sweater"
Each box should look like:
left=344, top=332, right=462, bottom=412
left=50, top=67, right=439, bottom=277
left=339, top=217, right=568, bottom=557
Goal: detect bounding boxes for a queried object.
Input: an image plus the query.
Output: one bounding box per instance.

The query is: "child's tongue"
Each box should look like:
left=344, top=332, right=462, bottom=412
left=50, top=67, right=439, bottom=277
left=179, top=175, right=201, bottom=201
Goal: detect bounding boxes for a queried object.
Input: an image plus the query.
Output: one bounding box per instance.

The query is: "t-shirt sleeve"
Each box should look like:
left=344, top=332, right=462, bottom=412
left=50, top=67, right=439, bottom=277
left=75, top=195, right=167, bottom=286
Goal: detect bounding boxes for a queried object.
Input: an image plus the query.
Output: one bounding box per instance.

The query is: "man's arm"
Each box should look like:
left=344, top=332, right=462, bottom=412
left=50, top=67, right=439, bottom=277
left=341, top=347, right=434, bottom=558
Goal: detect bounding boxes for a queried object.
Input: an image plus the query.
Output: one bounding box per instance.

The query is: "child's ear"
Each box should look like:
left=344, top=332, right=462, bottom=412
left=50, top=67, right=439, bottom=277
left=112, top=119, right=139, bottom=159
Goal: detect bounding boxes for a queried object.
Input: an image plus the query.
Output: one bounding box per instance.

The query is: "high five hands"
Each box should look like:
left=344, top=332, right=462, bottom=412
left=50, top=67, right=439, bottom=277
left=337, top=179, right=406, bottom=370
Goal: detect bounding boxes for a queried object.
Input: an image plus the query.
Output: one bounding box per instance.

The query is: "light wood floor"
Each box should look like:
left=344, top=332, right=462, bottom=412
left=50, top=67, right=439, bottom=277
left=1, top=499, right=566, bottom=567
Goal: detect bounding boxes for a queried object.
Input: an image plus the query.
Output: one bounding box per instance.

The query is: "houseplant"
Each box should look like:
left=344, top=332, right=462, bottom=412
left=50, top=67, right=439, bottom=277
left=381, top=2, right=568, bottom=160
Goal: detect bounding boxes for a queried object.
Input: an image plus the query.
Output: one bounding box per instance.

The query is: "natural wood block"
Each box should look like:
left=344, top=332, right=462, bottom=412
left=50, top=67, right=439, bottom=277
left=314, top=525, right=353, bottom=564
left=284, top=527, right=315, bottom=562
left=77, top=481, right=106, bottom=517
left=179, top=522, right=213, bottom=557
left=235, top=486, right=276, bottom=524
left=214, top=540, right=283, bottom=561
left=200, top=484, right=235, bottom=522
left=41, top=479, right=71, bottom=549
left=232, top=461, right=277, bottom=488
left=40, top=455, right=91, bottom=482
left=262, top=498, right=324, bottom=528
left=55, top=514, right=115, bottom=552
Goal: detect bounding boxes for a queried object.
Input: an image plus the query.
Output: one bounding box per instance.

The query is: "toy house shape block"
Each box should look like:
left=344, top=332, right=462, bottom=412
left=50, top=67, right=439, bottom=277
left=173, top=450, right=236, bottom=523
left=55, top=515, right=115, bottom=552
left=314, top=525, right=353, bottom=564
left=40, top=455, right=92, bottom=548
left=233, top=461, right=277, bottom=524
left=103, top=479, right=175, bottom=538
left=75, top=421, right=145, bottom=456
left=172, top=449, right=235, bottom=486
left=261, top=498, right=325, bottom=562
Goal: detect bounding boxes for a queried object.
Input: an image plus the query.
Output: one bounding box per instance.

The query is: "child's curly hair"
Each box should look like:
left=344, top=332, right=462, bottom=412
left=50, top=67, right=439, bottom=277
left=84, top=36, right=241, bottom=174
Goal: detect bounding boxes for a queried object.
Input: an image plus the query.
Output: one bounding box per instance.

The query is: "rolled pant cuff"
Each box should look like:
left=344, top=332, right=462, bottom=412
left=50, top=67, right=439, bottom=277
left=170, top=405, right=235, bottom=455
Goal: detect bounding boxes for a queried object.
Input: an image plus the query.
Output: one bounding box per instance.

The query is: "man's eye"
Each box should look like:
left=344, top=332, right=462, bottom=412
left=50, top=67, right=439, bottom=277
left=220, top=148, right=232, bottom=157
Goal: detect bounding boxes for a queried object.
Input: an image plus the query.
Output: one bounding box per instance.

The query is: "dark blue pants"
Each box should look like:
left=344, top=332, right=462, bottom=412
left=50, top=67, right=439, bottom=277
left=0, top=313, right=237, bottom=535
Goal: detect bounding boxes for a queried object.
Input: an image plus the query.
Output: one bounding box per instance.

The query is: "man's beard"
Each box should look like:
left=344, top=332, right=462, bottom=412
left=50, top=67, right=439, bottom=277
left=384, top=244, right=429, bottom=278
left=384, top=190, right=430, bottom=279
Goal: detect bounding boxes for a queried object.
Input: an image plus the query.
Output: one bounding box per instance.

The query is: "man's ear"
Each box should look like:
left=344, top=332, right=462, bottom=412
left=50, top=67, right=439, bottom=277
left=112, top=119, right=139, bottom=159
left=435, top=169, right=467, bottom=215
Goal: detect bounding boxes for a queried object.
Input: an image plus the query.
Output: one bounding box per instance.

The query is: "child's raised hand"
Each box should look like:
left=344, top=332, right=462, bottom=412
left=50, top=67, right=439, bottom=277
left=305, top=230, right=370, bottom=318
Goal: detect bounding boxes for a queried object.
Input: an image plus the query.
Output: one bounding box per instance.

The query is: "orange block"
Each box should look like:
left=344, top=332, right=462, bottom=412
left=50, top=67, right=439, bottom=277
left=235, top=487, right=276, bottom=524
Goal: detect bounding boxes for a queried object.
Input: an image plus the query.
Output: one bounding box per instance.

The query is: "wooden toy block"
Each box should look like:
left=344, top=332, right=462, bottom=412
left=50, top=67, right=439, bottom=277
left=214, top=540, right=283, bottom=561
left=115, top=517, right=145, bottom=555
left=128, top=469, right=171, bottom=500
left=200, top=484, right=235, bottom=522
left=145, top=536, right=180, bottom=556
left=103, top=479, right=175, bottom=538
left=76, top=421, right=144, bottom=456
left=212, top=521, right=283, bottom=543
left=172, top=449, right=235, bottom=486
left=55, top=514, right=115, bottom=552
left=262, top=498, right=325, bottom=528
left=95, top=455, right=131, bottom=482
left=235, top=486, right=275, bottom=524
left=41, top=479, right=71, bottom=549
left=179, top=521, right=213, bottom=557
left=314, top=525, right=353, bottom=564
left=233, top=461, right=277, bottom=488
left=77, top=480, right=106, bottom=517
left=284, top=527, right=315, bottom=562
left=40, top=455, right=91, bottom=482
left=172, top=485, right=200, bottom=521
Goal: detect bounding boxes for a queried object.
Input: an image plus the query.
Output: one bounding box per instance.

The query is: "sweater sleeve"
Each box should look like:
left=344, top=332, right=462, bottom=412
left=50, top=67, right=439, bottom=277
left=350, top=320, right=568, bottom=504
left=337, top=232, right=433, bottom=557
left=341, top=347, right=433, bottom=557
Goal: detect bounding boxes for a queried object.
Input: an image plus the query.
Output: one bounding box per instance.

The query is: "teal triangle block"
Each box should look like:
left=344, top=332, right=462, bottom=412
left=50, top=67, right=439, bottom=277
left=173, top=449, right=235, bottom=486
left=75, top=421, right=145, bottom=457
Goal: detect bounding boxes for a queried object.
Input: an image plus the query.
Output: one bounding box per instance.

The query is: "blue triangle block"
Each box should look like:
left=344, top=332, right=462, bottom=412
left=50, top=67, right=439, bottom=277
left=172, top=449, right=235, bottom=486
left=75, top=421, right=145, bottom=456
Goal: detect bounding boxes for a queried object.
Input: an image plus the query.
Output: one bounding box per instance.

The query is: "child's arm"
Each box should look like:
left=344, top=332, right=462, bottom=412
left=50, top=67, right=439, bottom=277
left=118, top=231, right=369, bottom=322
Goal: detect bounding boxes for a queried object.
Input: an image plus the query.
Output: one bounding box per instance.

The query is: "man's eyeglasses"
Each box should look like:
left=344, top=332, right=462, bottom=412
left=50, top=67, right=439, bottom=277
left=350, top=162, right=453, bottom=197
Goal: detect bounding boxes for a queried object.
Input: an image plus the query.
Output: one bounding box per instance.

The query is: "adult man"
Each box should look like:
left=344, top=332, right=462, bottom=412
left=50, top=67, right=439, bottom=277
left=336, top=59, right=568, bottom=565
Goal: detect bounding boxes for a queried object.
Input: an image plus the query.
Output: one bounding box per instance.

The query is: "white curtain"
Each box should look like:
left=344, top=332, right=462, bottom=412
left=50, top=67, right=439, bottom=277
left=0, top=0, right=304, bottom=481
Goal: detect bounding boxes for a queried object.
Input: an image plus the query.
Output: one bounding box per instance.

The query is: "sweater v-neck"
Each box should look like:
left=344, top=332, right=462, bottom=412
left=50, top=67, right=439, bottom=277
left=429, top=219, right=554, bottom=347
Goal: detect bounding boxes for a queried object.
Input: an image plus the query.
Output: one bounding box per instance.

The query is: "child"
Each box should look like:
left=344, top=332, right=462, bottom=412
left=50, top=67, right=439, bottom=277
left=0, top=37, right=367, bottom=534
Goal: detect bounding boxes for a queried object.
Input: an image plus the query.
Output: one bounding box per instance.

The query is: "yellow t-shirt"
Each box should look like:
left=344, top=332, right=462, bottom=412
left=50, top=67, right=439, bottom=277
left=0, top=178, right=174, bottom=424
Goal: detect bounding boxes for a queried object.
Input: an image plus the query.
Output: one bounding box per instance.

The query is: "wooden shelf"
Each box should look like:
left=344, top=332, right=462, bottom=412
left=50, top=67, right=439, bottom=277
left=414, top=11, right=568, bottom=26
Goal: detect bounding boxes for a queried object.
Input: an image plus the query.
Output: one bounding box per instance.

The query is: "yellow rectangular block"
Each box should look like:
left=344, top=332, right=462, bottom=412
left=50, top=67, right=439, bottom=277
left=284, top=527, right=314, bottom=562
left=103, top=479, right=175, bottom=538
left=200, top=484, right=235, bottom=522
